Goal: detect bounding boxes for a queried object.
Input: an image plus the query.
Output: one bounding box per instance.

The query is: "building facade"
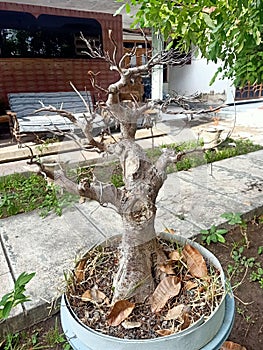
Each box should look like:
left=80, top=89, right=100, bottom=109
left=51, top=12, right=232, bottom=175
left=0, top=1, right=123, bottom=109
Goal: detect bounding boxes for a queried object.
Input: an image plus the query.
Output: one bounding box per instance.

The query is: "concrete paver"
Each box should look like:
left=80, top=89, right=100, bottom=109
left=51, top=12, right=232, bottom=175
left=192, top=100, right=263, bottom=147
left=214, top=151, right=263, bottom=178
left=158, top=172, right=254, bottom=230
left=177, top=162, right=262, bottom=209
left=155, top=206, right=201, bottom=237
left=0, top=207, right=106, bottom=336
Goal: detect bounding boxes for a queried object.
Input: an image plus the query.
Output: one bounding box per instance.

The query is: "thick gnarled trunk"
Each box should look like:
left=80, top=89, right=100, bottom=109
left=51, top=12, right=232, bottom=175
left=113, top=208, right=157, bottom=303
left=54, top=138, right=177, bottom=303
left=111, top=144, right=164, bottom=303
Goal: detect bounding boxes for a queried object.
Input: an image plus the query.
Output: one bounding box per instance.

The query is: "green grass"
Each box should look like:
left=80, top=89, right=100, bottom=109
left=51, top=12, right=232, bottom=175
left=0, top=173, right=77, bottom=219
left=148, top=138, right=262, bottom=173
left=0, top=138, right=261, bottom=219
left=1, top=318, right=72, bottom=349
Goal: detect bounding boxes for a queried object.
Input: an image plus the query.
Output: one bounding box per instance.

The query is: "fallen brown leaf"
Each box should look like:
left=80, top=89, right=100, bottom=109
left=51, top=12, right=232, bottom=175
left=159, top=261, right=175, bottom=275
left=156, top=329, right=174, bottom=336
left=182, top=244, right=208, bottom=278
left=184, top=280, right=198, bottom=291
left=169, top=250, right=181, bottom=261
left=81, top=286, right=107, bottom=303
left=221, top=341, right=247, bottom=350
left=108, top=300, right=135, bottom=327
left=151, top=276, right=181, bottom=313
left=181, top=312, right=191, bottom=330
left=164, top=304, right=186, bottom=320
left=164, top=228, right=176, bottom=234
left=91, top=285, right=107, bottom=303
left=81, top=290, right=92, bottom=302
left=75, top=259, right=86, bottom=282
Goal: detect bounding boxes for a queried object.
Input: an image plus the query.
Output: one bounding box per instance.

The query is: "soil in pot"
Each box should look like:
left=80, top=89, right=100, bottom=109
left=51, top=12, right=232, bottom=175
left=65, top=235, right=226, bottom=340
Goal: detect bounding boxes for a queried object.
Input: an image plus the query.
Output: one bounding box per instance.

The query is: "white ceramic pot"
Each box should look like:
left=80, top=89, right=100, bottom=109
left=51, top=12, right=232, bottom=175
left=202, top=127, right=224, bottom=149
left=60, top=234, right=235, bottom=350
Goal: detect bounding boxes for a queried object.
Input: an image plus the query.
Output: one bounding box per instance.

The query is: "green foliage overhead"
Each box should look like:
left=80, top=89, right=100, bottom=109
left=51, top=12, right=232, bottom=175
left=117, top=0, right=263, bottom=86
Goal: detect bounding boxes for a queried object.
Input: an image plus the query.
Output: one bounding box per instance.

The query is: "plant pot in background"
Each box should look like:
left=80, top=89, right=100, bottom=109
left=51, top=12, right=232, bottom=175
left=202, top=127, right=225, bottom=149
left=60, top=234, right=235, bottom=350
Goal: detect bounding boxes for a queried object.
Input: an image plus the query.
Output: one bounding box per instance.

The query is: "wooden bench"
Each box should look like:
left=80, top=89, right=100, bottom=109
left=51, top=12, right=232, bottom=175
left=7, top=91, right=104, bottom=143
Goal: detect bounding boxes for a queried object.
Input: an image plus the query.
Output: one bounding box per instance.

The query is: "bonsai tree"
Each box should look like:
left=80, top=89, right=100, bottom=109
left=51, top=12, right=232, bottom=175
left=24, top=30, right=236, bottom=346
left=35, top=32, right=220, bottom=307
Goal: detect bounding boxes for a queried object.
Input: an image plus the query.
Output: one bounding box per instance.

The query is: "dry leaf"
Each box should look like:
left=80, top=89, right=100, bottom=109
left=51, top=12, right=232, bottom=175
left=122, top=320, right=142, bottom=329
left=82, top=286, right=108, bottom=304
left=91, top=285, right=107, bottom=302
left=184, top=280, right=198, bottom=291
left=221, top=341, right=247, bottom=350
left=164, top=228, right=176, bottom=234
left=169, top=250, right=181, bottom=261
left=79, top=196, right=86, bottom=204
left=164, top=304, right=186, bottom=320
left=198, top=286, right=205, bottom=293
left=203, top=6, right=216, bottom=14
left=182, top=244, right=208, bottom=278
left=151, top=276, right=181, bottom=313
left=181, top=312, right=191, bottom=330
left=81, top=290, right=92, bottom=301
left=75, top=259, right=86, bottom=282
left=94, top=290, right=107, bottom=303
left=159, top=261, right=175, bottom=275
left=156, top=329, right=174, bottom=336
left=108, top=300, right=135, bottom=326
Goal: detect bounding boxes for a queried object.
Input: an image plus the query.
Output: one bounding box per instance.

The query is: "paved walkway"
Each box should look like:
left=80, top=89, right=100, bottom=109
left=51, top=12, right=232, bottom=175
left=1, top=149, right=263, bottom=336
left=0, top=101, right=263, bottom=336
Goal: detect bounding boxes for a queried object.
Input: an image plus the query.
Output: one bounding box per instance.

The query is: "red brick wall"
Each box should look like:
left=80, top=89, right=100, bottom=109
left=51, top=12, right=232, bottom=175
left=0, top=2, right=123, bottom=107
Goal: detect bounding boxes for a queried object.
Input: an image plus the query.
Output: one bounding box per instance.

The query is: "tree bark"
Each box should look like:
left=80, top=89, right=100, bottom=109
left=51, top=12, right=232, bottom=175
left=112, top=214, right=157, bottom=303
left=110, top=139, right=164, bottom=303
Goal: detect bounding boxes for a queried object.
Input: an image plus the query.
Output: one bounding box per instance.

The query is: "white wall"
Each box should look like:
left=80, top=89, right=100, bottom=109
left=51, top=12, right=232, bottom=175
left=168, top=55, right=235, bottom=104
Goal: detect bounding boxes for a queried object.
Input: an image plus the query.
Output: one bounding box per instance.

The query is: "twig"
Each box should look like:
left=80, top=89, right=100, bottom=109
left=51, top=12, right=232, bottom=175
left=70, top=81, right=92, bottom=113
left=234, top=294, right=254, bottom=306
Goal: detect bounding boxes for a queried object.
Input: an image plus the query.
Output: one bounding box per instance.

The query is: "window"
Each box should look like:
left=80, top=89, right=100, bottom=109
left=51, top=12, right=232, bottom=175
left=0, top=11, right=102, bottom=58
left=123, top=41, right=151, bottom=68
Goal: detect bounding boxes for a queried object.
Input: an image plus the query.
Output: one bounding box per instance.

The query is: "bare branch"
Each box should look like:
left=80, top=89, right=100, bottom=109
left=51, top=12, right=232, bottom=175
left=155, top=149, right=185, bottom=178
left=78, top=177, right=122, bottom=209
left=108, top=29, right=119, bottom=72
left=139, top=28, right=150, bottom=59
left=52, top=170, right=78, bottom=195
left=88, top=71, right=108, bottom=94
left=164, top=104, right=227, bottom=116
left=24, top=144, right=52, bottom=178
left=70, top=82, right=92, bottom=113
left=79, top=32, right=104, bottom=59
left=35, top=106, right=77, bottom=124
left=119, top=47, right=137, bottom=69
left=34, top=106, right=105, bottom=152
